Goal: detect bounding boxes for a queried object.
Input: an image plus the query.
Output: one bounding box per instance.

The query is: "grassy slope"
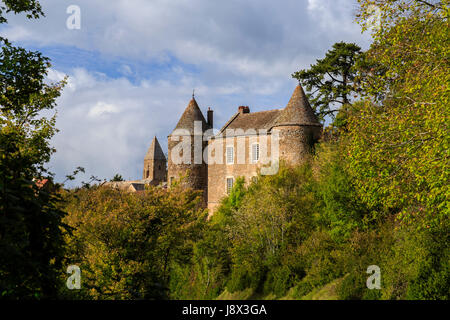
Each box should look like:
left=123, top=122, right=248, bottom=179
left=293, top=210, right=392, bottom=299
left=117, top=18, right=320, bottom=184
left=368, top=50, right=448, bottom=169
left=216, top=277, right=343, bottom=300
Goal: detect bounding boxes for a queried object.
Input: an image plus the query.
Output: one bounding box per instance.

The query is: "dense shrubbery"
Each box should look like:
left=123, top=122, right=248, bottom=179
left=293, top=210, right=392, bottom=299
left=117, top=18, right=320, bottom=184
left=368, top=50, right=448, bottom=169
left=169, top=141, right=447, bottom=300
left=0, top=1, right=67, bottom=299
left=64, top=151, right=438, bottom=301
left=61, top=185, right=207, bottom=299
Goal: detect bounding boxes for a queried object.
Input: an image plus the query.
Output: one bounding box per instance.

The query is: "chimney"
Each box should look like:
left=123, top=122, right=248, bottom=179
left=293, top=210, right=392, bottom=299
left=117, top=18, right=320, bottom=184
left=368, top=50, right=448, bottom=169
left=238, top=106, right=250, bottom=114
left=207, top=107, right=213, bottom=129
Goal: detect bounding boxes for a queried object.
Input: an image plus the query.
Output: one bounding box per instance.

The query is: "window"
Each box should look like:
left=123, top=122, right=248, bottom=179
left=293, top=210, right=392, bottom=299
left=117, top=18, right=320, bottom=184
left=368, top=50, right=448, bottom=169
left=170, top=177, right=174, bottom=186
left=251, top=176, right=258, bottom=184
left=226, top=146, right=234, bottom=164
left=226, top=177, right=234, bottom=194
left=251, top=143, right=260, bottom=163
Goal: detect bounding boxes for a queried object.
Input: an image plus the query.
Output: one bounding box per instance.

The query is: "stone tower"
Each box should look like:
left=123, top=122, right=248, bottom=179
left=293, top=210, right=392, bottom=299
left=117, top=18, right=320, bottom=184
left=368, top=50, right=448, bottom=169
left=167, top=96, right=212, bottom=200
left=143, top=136, right=167, bottom=185
left=271, top=84, right=322, bottom=164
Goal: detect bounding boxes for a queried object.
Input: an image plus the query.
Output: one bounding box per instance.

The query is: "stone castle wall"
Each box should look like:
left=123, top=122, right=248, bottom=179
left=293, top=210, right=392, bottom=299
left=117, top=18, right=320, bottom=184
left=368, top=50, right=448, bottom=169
left=274, top=125, right=322, bottom=165
left=167, top=136, right=208, bottom=203
left=143, top=158, right=167, bottom=185
left=207, top=134, right=274, bottom=213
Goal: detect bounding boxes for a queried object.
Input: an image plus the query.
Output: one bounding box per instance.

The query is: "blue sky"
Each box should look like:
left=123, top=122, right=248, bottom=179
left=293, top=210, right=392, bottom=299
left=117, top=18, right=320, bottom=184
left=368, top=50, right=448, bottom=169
left=0, top=0, right=372, bottom=186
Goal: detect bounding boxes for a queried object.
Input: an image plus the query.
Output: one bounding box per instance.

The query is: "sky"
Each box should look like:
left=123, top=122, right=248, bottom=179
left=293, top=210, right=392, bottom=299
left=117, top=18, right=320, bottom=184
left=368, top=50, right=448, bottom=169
left=1, top=0, right=372, bottom=186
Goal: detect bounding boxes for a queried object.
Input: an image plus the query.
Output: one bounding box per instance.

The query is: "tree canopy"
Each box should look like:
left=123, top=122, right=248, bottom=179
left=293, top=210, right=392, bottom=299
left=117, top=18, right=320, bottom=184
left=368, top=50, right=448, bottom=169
left=0, top=0, right=67, bottom=298
left=292, top=42, right=362, bottom=122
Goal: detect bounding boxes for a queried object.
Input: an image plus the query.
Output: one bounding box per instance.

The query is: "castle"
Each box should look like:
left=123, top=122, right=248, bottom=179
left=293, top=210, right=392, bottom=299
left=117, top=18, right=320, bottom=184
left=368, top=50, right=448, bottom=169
left=141, top=84, right=322, bottom=214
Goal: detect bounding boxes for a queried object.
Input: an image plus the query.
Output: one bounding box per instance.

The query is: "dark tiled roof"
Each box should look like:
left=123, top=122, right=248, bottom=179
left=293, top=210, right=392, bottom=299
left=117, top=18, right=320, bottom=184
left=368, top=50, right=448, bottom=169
left=170, top=98, right=208, bottom=135
left=219, top=109, right=282, bottom=135
left=129, top=183, right=145, bottom=191
left=145, top=136, right=166, bottom=160
left=217, top=85, right=321, bottom=137
left=272, top=85, right=321, bottom=127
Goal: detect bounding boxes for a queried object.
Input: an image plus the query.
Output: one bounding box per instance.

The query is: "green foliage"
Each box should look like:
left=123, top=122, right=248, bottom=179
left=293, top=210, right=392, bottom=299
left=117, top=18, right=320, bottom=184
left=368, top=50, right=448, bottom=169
left=169, top=180, right=247, bottom=299
left=0, top=0, right=43, bottom=26
left=223, top=166, right=318, bottom=297
left=57, top=0, right=448, bottom=301
left=404, top=222, right=449, bottom=299
left=292, top=41, right=362, bottom=122
left=3, top=0, right=447, bottom=301
left=350, top=0, right=450, bottom=228
left=62, top=185, right=206, bottom=299
left=110, top=174, right=124, bottom=182
left=169, top=221, right=232, bottom=299
left=292, top=230, right=346, bottom=298
left=314, top=142, right=368, bottom=239
left=212, top=177, right=246, bottom=225
left=0, top=2, right=67, bottom=299
left=177, top=135, right=447, bottom=300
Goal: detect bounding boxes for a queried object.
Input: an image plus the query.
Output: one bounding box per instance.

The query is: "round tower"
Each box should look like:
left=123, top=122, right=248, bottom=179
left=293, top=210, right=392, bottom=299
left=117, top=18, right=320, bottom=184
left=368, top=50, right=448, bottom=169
left=167, top=96, right=210, bottom=199
left=271, top=85, right=322, bottom=165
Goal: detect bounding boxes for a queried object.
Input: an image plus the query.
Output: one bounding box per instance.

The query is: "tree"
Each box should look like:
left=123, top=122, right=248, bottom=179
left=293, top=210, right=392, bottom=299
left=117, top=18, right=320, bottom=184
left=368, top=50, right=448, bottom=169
left=0, top=1, right=43, bottom=27
left=226, top=166, right=318, bottom=296
left=292, top=42, right=362, bottom=122
left=110, top=174, right=124, bottom=182
left=346, top=0, right=449, bottom=228
left=0, top=0, right=67, bottom=298
left=62, top=185, right=206, bottom=299
left=170, top=179, right=247, bottom=299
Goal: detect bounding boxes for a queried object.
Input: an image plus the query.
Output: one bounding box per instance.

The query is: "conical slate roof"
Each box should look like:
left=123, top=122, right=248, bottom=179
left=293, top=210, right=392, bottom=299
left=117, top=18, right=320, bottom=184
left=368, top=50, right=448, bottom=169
left=145, top=136, right=166, bottom=160
left=273, top=85, right=321, bottom=127
left=170, top=98, right=208, bottom=135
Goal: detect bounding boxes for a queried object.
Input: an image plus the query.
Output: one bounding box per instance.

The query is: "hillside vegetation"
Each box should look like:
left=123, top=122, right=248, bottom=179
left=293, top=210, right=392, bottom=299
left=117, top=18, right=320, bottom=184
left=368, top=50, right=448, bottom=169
left=61, top=0, right=449, bottom=300
left=1, top=0, right=448, bottom=299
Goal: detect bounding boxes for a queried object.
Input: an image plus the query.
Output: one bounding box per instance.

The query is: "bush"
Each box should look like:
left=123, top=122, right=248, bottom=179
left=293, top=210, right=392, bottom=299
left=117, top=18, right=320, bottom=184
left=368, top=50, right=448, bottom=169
left=62, top=184, right=206, bottom=299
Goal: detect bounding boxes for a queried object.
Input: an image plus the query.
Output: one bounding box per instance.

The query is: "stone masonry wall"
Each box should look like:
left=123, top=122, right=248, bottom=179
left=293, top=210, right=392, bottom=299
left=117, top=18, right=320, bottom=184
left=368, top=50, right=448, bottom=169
left=167, top=136, right=208, bottom=203
left=207, top=134, right=274, bottom=214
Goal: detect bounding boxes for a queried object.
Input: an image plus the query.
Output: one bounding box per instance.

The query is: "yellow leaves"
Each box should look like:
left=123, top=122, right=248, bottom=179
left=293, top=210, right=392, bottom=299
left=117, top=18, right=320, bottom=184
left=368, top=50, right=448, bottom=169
left=346, top=0, right=449, bottom=228
left=62, top=185, right=206, bottom=299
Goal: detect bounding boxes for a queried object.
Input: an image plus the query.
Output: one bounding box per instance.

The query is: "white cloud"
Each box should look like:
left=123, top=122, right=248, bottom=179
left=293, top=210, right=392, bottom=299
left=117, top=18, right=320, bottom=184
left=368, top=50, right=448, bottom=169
left=2, top=25, right=32, bottom=41
left=1, top=0, right=373, bottom=185
left=306, top=0, right=362, bottom=37
left=307, top=0, right=325, bottom=11
left=47, top=68, right=67, bottom=82
left=47, top=67, right=257, bottom=185
left=118, top=64, right=133, bottom=76
left=2, top=0, right=371, bottom=76
left=88, top=102, right=121, bottom=118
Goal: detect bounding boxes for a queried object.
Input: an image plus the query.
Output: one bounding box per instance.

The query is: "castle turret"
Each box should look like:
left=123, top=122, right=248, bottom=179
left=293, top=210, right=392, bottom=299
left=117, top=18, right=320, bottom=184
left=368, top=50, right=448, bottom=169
left=167, top=96, right=208, bottom=200
left=143, top=136, right=167, bottom=185
left=271, top=84, right=322, bottom=164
